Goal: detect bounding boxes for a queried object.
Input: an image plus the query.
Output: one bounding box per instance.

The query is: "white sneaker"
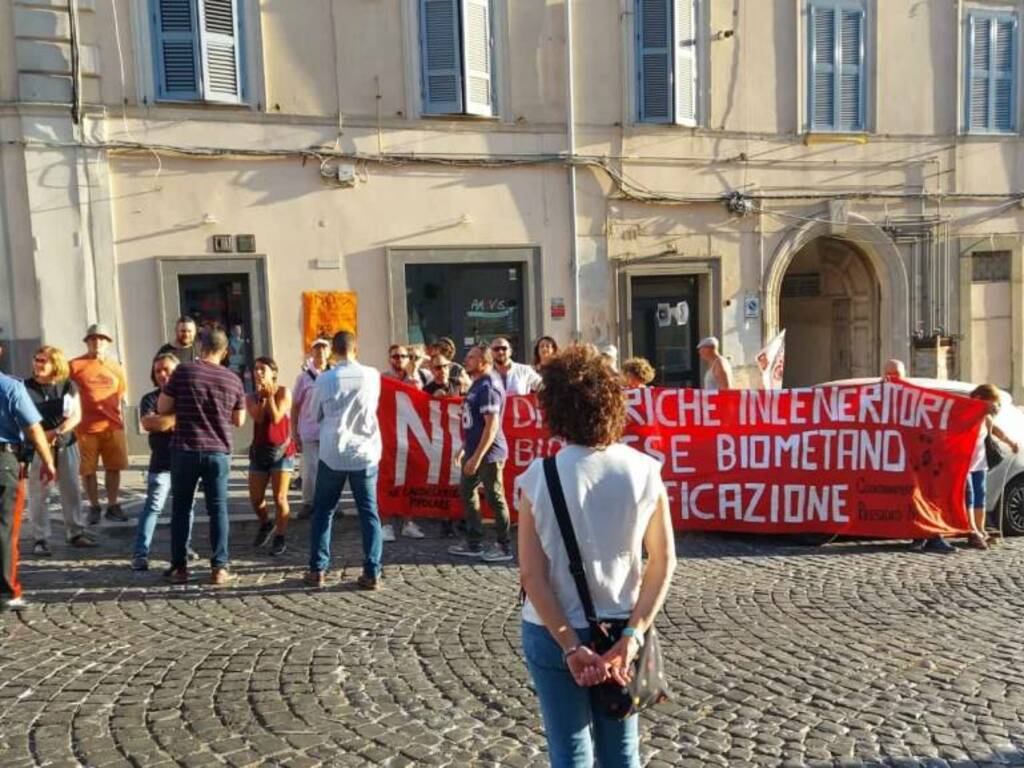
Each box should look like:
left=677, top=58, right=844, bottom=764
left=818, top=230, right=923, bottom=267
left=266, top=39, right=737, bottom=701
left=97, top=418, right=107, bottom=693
left=401, top=520, right=426, bottom=539
left=381, top=524, right=396, bottom=543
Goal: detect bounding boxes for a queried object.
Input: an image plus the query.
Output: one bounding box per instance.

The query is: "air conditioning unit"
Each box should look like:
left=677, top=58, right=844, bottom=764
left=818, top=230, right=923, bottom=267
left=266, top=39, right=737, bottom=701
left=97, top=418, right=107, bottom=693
left=335, top=163, right=356, bottom=187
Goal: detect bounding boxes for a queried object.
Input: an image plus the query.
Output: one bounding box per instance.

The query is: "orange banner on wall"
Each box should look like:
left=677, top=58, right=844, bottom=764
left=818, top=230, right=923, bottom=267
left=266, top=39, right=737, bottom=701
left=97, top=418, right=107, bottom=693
left=302, top=291, right=357, bottom=351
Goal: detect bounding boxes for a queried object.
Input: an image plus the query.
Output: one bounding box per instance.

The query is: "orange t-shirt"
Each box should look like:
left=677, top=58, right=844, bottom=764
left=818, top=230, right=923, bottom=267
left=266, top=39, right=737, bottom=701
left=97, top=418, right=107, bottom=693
left=69, top=356, right=127, bottom=434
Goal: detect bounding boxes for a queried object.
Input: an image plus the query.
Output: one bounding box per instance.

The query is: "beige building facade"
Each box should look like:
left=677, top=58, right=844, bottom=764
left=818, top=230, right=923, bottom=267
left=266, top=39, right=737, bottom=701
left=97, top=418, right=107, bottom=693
left=2, top=0, right=1024, bottom=428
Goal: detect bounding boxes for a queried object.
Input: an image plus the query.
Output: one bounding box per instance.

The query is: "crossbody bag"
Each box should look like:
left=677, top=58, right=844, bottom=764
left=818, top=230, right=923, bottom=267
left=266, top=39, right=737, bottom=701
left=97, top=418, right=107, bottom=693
left=542, top=456, right=669, bottom=720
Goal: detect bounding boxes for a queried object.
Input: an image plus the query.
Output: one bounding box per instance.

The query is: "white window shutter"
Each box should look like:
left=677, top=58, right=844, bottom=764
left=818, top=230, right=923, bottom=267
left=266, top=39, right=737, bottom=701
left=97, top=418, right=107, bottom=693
left=637, top=0, right=673, bottom=122
left=421, top=0, right=464, bottom=114
left=967, top=15, right=990, bottom=130
left=461, top=0, right=494, bottom=116
left=673, top=0, right=698, bottom=126
left=153, top=0, right=201, bottom=101
left=197, top=0, right=242, bottom=103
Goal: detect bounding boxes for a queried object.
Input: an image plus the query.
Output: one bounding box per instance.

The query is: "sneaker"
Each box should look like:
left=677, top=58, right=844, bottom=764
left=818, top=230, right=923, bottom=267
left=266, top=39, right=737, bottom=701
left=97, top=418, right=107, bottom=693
left=131, top=556, right=149, bottom=572
left=401, top=520, right=426, bottom=539
left=926, top=538, right=958, bottom=554
left=32, top=540, right=51, bottom=557
left=448, top=541, right=484, bottom=558
left=269, top=535, right=287, bottom=556
left=69, top=534, right=97, bottom=548
left=165, top=567, right=188, bottom=584
left=105, top=504, right=128, bottom=522
left=381, top=524, right=396, bottom=543
left=908, top=539, right=928, bottom=552
left=303, top=570, right=326, bottom=589
left=481, top=544, right=514, bottom=563
left=356, top=574, right=381, bottom=591
left=186, top=547, right=201, bottom=562
left=253, top=521, right=274, bottom=548
left=1, top=597, right=28, bottom=612
left=210, top=567, right=236, bottom=586
left=86, top=505, right=102, bottom=525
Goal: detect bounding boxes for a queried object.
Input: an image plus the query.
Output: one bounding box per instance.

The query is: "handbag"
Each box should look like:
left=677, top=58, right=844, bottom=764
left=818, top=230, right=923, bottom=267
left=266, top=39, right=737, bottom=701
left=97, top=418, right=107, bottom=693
left=985, top=434, right=1004, bottom=469
left=542, top=456, right=669, bottom=720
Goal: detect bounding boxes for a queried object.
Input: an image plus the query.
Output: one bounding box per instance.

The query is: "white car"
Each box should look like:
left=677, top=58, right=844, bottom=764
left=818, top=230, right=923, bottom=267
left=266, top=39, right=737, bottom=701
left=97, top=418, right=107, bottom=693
left=818, top=378, right=1024, bottom=536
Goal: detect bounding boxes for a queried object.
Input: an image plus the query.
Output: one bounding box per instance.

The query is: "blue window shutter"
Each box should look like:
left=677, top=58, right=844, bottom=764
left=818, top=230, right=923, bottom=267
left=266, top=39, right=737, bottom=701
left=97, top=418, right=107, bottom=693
left=153, top=0, right=200, bottom=101
left=421, top=0, right=463, bottom=114
left=461, top=0, right=494, bottom=116
left=968, top=14, right=992, bottom=129
left=992, top=16, right=1016, bottom=131
left=966, top=12, right=1018, bottom=132
left=197, top=0, right=242, bottom=103
left=673, top=0, right=698, bottom=126
left=809, top=5, right=836, bottom=129
left=836, top=8, right=864, bottom=130
left=637, top=0, right=673, bottom=123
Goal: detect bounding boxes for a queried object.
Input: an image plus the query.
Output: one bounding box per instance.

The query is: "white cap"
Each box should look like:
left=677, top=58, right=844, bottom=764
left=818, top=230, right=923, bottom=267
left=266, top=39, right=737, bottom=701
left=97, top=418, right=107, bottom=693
left=697, top=336, right=719, bottom=350
left=600, top=344, right=618, bottom=359
left=311, top=338, right=330, bottom=349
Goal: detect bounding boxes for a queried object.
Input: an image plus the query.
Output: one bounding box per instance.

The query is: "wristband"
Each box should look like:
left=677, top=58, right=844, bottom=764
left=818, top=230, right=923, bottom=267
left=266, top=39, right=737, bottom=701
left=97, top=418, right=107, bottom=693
left=562, top=645, right=581, bottom=662
left=622, top=626, right=644, bottom=647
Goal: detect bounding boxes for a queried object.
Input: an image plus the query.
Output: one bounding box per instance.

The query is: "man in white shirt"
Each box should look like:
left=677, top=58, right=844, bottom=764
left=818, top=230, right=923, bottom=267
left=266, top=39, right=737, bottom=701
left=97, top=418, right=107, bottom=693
left=490, top=337, right=541, bottom=395
left=291, top=338, right=331, bottom=519
left=304, top=331, right=385, bottom=590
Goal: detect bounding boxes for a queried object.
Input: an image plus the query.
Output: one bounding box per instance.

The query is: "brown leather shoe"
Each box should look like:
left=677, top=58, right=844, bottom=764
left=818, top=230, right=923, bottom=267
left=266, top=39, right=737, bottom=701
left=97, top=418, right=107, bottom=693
left=303, top=570, right=326, bottom=589
left=356, top=574, right=381, bottom=591
left=210, top=567, right=237, bottom=586
left=165, top=567, right=188, bottom=584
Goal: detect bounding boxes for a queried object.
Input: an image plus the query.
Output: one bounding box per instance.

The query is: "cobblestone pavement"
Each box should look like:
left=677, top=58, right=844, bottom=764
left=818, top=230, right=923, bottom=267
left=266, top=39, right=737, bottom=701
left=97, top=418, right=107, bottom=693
left=1, top=463, right=1024, bottom=766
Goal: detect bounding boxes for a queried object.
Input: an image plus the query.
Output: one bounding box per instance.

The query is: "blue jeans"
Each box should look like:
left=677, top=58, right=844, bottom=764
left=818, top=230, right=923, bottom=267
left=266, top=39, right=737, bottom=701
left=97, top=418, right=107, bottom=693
left=133, top=471, right=195, bottom=560
left=170, top=451, right=230, bottom=569
left=308, top=462, right=382, bottom=578
left=522, top=621, right=640, bottom=768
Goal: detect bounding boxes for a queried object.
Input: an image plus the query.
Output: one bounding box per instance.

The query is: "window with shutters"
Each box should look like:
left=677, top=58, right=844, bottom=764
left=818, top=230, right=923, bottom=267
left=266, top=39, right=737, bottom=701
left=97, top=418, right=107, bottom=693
left=807, top=0, right=866, bottom=132
left=636, top=0, right=700, bottom=125
left=151, top=0, right=245, bottom=104
left=419, top=0, right=495, bottom=117
left=964, top=10, right=1018, bottom=133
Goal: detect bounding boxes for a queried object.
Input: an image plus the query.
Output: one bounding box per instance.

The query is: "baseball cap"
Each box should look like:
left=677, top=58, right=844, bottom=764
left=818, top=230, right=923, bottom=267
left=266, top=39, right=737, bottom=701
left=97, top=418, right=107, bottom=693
left=311, top=338, right=330, bottom=349
left=84, top=323, right=113, bottom=342
left=697, top=336, right=719, bottom=350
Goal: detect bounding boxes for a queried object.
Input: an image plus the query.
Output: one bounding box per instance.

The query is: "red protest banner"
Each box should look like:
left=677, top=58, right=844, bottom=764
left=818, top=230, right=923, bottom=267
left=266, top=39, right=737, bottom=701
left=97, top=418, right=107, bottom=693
left=376, top=377, right=988, bottom=538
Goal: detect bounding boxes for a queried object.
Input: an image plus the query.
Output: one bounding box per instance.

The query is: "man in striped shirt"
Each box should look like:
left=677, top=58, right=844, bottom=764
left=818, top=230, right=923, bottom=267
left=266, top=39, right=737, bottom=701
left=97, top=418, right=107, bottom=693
left=158, top=329, right=246, bottom=585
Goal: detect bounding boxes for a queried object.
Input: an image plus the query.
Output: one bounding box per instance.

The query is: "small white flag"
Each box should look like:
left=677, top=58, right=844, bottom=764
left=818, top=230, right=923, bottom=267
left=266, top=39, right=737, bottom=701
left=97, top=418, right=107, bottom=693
left=756, top=330, right=786, bottom=390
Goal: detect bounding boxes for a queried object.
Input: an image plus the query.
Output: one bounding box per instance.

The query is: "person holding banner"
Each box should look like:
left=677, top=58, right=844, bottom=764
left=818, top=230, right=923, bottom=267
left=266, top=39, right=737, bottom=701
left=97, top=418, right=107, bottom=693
left=966, top=385, right=1019, bottom=549
left=517, top=344, right=676, bottom=767
left=621, top=357, right=655, bottom=389
left=448, top=345, right=513, bottom=562
left=697, top=336, right=732, bottom=391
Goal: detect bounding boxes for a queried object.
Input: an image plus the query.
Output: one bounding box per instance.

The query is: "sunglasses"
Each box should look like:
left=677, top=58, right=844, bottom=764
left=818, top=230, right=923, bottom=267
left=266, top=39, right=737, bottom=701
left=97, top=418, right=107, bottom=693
left=491, top=346, right=510, bottom=352
left=390, top=353, right=409, bottom=359
left=33, top=357, right=48, bottom=365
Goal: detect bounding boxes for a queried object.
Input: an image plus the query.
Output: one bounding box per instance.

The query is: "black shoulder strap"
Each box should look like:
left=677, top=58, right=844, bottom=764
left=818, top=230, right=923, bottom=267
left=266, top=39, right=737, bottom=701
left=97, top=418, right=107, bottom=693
left=306, top=368, right=317, bottom=383
left=542, top=456, right=598, bottom=624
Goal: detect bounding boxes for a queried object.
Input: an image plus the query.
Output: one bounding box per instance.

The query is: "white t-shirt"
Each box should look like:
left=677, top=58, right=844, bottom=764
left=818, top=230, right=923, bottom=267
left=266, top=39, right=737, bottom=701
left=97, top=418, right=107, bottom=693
left=517, top=443, right=666, bottom=629
left=312, top=361, right=382, bottom=471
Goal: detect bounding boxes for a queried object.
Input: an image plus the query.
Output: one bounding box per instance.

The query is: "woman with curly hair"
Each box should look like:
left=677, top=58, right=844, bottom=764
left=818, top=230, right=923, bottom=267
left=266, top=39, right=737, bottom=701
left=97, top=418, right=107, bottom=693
left=517, top=344, right=676, bottom=767
left=533, top=336, right=559, bottom=371
left=620, top=357, right=656, bottom=388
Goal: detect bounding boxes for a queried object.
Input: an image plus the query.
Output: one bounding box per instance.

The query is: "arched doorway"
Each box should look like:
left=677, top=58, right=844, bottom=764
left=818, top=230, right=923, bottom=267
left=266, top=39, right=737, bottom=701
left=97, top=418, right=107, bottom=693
left=764, top=213, right=910, bottom=386
left=779, top=237, right=879, bottom=386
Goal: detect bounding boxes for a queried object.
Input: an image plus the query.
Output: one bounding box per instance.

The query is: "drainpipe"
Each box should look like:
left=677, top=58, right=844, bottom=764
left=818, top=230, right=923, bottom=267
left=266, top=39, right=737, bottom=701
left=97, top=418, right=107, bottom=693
left=565, top=0, right=581, bottom=341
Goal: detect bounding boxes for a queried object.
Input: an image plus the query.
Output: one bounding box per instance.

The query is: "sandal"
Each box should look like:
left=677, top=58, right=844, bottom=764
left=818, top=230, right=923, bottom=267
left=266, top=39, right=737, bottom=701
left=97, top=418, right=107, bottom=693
left=967, top=533, right=989, bottom=550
